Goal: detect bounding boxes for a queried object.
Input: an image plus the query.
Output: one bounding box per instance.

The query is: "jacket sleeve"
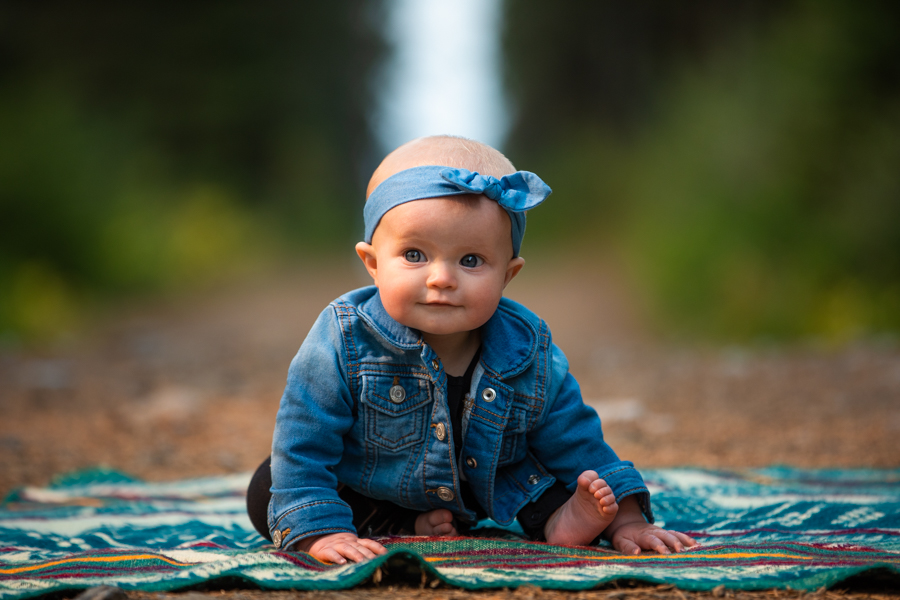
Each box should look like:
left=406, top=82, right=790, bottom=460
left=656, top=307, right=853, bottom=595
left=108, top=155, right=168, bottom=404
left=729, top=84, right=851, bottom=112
left=268, top=305, right=357, bottom=548
left=526, top=342, right=654, bottom=522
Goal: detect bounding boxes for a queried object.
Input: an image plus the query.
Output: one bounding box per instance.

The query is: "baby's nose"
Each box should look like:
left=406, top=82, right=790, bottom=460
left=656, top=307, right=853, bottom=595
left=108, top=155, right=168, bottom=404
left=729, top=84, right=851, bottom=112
left=427, top=261, right=457, bottom=288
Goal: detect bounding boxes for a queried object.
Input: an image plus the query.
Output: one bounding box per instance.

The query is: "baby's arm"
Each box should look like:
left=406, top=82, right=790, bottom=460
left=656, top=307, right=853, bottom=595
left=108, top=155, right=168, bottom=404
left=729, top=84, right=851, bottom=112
left=270, top=308, right=372, bottom=556
left=604, top=495, right=698, bottom=554
left=294, top=532, right=386, bottom=565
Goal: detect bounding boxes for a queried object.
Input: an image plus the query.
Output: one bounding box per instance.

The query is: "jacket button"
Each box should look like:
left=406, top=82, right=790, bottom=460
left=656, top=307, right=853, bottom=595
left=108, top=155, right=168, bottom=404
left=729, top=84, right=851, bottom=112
left=527, top=474, right=541, bottom=485
left=389, top=384, right=406, bottom=403
left=431, top=359, right=440, bottom=370
left=435, top=422, right=447, bottom=441
left=272, top=528, right=283, bottom=548
left=482, top=387, right=496, bottom=402
left=466, top=456, right=477, bottom=468
left=437, top=486, right=455, bottom=501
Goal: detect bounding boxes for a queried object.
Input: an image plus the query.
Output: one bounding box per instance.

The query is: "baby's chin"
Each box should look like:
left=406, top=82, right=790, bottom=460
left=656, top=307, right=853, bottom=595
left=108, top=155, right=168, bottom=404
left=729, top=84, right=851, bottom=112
left=410, top=320, right=472, bottom=337
left=390, top=313, right=467, bottom=335
left=383, top=302, right=494, bottom=338
left=416, top=320, right=489, bottom=341
left=410, top=309, right=499, bottom=337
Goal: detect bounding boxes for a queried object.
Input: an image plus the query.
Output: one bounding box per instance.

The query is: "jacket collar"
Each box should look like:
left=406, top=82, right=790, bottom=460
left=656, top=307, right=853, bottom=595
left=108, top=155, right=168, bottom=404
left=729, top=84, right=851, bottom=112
left=355, top=287, right=538, bottom=379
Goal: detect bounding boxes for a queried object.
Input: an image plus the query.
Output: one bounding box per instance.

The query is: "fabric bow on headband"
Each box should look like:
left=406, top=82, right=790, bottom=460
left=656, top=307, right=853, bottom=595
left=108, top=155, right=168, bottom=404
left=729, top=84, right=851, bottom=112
left=364, top=165, right=551, bottom=257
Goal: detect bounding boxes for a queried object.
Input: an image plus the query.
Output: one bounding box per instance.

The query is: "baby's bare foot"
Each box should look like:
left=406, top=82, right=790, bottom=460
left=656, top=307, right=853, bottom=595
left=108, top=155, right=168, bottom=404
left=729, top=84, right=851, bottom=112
left=543, top=471, right=618, bottom=546
left=415, top=509, right=458, bottom=536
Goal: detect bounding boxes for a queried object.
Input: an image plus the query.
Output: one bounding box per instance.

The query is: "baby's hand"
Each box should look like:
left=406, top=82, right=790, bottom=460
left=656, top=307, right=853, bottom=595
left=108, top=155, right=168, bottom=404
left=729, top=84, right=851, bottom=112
left=610, top=521, right=698, bottom=555
left=294, top=532, right=387, bottom=565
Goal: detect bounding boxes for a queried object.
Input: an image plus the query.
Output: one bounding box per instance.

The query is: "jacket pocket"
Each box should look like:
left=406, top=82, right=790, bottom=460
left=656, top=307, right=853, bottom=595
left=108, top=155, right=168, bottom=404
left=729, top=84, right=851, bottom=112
left=362, top=374, right=432, bottom=451
left=498, top=408, right=527, bottom=467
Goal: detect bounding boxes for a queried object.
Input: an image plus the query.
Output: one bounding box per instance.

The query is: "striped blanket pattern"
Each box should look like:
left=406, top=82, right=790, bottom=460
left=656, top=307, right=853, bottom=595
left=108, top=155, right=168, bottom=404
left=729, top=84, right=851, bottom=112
left=1, top=468, right=897, bottom=598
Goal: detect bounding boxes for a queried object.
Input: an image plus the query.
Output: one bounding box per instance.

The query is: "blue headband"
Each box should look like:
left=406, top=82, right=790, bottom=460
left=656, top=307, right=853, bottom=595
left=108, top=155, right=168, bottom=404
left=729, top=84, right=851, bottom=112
left=364, top=165, right=551, bottom=257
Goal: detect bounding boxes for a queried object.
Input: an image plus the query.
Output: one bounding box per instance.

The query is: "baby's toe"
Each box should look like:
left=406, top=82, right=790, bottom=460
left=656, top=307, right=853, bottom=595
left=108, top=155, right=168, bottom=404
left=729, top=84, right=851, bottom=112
left=416, top=509, right=456, bottom=535
left=595, top=490, right=616, bottom=505
left=588, top=477, right=610, bottom=493
left=577, top=472, right=601, bottom=494
left=599, top=501, right=618, bottom=516
left=433, top=522, right=457, bottom=536
left=429, top=509, right=453, bottom=526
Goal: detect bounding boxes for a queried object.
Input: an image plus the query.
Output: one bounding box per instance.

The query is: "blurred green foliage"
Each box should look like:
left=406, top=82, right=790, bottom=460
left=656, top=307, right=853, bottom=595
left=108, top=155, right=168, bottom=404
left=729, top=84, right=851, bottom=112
left=4, top=2, right=898, bottom=345
left=504, top=1, right=900, bottom=342
left=0, top=3, right=383, bottom=341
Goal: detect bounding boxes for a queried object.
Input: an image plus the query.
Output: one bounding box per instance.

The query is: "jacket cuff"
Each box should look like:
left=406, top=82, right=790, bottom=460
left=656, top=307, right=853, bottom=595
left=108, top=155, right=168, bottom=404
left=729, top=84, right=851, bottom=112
left=595, top=462, right=654, bottom=524
left=270, top=499, right=356, bottom=550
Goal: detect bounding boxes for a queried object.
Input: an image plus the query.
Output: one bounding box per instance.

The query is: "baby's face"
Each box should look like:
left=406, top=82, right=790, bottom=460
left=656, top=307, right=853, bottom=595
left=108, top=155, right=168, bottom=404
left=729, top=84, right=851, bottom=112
left=360, top=196, right=522, bottom=337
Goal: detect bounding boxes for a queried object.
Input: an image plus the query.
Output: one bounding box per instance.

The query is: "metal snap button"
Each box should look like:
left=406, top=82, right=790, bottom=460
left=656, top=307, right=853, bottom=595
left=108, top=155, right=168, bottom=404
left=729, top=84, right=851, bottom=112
left=482, top=387, right=496, bottom=402
left=389, top=384, right=406, bottom=403
left=437, top=486, right=455, bottom=501
left=435, top=422, right=447, bottom=441
left=527, top=474, right=541, bottom=485
left=431, top=359, right=440, bottom=370
left=465, top=456, right=477, bottom=469
left=272, top=528, right=283, bottom=548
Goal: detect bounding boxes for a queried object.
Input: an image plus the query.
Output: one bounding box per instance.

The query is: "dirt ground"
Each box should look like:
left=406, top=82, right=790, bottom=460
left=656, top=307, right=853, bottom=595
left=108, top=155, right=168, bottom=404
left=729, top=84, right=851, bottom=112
left=1, top=260, right=898, bottom=598
left=123, top=582, right=900, bottom=600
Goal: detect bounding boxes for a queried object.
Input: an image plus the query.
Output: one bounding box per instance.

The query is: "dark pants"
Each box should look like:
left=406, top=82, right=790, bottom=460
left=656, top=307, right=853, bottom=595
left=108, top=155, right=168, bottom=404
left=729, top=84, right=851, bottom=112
left=246, top=456, right=571, bottom=543
left=247, top=456, right=420, bottom=541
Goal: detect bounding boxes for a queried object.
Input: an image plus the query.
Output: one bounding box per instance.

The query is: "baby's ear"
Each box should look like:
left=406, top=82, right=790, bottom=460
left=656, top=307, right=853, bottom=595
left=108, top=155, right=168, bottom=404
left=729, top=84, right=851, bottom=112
left=503, top=256, right=525, bottom=288
left=355, top=242, right=379, bottom=283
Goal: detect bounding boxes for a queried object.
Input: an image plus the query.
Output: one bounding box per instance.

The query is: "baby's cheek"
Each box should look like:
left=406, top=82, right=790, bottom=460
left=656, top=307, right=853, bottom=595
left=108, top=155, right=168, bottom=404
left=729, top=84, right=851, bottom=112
left=379, top=285, right=415, bottom=325
left=469, top=287, right=504, bottom=323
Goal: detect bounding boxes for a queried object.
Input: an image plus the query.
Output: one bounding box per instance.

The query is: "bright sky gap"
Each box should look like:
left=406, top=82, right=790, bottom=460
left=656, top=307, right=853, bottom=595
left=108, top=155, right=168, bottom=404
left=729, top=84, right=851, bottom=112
left=375, top=0, right=509, bottom=153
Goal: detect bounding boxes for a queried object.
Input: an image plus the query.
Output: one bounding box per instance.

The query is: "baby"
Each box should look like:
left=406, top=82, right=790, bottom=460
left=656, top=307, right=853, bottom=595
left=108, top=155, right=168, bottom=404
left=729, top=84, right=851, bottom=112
left=246, top=135, right=697, bottom=564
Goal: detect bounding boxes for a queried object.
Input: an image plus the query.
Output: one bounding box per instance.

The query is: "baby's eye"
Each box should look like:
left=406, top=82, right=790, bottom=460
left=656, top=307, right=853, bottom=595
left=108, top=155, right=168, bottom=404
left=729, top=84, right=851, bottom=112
left=404, top=250, right=424, bottom=263
left=460, top=254, right=483, bottom=268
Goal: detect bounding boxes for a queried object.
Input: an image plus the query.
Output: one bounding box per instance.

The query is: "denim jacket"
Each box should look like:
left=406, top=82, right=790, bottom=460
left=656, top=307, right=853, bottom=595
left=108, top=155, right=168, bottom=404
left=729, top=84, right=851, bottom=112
left=268, top=286, right=651, bottom=549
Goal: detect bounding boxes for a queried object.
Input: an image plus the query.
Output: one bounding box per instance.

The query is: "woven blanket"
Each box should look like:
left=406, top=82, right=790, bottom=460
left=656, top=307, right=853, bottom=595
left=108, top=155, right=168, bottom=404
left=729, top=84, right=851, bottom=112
left=1, top=468, right=898, bottom=599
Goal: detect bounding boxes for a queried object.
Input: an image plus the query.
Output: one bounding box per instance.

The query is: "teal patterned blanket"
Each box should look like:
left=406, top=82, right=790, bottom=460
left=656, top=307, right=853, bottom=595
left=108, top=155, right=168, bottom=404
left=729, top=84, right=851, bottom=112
left=1, top=468, right=898, bottom=599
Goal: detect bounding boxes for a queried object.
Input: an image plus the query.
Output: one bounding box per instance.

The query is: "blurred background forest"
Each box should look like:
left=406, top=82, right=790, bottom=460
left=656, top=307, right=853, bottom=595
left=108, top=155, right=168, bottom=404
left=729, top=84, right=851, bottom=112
left=1, top=0, right=898, bottom=345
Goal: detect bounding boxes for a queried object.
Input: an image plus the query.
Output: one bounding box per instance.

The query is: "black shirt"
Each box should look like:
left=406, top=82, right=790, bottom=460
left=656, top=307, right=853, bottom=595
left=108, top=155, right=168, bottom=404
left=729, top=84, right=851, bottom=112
left=445, top=347, right=486, bottom=520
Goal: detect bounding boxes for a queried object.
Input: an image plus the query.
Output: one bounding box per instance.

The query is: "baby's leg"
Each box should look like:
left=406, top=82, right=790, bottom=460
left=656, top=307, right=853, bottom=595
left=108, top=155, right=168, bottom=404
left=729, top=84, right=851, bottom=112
left=543, top=471, right=618, bottom=546
left=246, top=457, right=274, bottom=541
left=415, top=509, right=458, bottom=536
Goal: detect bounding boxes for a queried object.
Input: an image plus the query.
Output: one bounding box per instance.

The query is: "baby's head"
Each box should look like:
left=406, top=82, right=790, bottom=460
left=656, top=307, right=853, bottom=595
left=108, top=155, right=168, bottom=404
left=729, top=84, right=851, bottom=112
left=356, top=136, right=550, bottom=339
left=366, top=135, right=516, bottom=198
